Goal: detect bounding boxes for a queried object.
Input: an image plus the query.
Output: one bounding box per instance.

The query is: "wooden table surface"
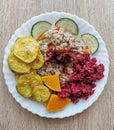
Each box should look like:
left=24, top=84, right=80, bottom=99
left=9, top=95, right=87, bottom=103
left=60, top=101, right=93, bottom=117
left=0, top=0, right=114, bottom=130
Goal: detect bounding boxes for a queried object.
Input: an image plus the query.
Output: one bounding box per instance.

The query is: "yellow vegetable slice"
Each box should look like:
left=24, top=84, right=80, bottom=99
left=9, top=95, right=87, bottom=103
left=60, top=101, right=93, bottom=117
left=16, top=84, right=33, bottom=98
left=13, top=36, right=39, bottom=63
left=32, top=85, right=50, bottom=102
left=32, top=50, right=44, bottom=69
left=7, top=53, right=31, bottom=73
left=46, top=94, right=71, bottom=112
left=42, top=74, right=61, bottom=92
left=16, top=72, right=43, bottom=98
left=17, top=72, right=43, bottom=87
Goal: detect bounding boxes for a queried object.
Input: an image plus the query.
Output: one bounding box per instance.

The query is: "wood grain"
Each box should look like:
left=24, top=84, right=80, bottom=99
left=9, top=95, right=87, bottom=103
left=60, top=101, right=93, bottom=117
left=0, top=0, right=114, bottom=130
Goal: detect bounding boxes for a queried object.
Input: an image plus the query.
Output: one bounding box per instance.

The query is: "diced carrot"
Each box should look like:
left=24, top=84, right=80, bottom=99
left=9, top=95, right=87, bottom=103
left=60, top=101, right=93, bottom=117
left=39, top=33, right=45, bottom=40
left=84, top=49, right=90, bottom=55
left=55, top=25, right=60, bottom=31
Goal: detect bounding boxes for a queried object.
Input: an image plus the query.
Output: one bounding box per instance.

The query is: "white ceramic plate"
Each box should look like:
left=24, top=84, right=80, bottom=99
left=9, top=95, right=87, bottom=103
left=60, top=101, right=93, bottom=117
left=3, top=12, right=109, bottom=118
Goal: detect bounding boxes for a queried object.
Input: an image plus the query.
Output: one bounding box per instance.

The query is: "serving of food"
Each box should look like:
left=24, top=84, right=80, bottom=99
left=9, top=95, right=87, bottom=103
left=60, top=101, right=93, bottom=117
left=3, top=12, right=109, bottom=118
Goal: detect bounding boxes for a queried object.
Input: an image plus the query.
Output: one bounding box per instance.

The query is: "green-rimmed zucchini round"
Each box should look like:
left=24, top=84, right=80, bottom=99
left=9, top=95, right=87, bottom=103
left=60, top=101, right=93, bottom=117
left=81, top=33, right=99, bottom=54
left=31, top=21, right=52, bottom=40
left=55, top=18, right=79, bottom=35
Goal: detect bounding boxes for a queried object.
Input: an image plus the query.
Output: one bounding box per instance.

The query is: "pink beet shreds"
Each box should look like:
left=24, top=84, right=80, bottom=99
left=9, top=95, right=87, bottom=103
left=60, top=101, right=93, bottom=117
left=58, top=54, right=104, bottom=103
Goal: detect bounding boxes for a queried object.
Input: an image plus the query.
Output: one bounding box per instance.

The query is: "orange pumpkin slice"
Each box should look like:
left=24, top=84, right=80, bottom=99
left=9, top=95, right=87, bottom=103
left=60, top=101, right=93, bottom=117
left=42, top=74, right=61, bottom=92
left=46, top=94, right=71, bottom=112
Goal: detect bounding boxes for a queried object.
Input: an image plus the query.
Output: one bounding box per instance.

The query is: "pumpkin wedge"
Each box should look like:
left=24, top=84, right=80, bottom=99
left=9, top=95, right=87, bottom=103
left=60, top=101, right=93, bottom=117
left=46, top=94, right=71, bottom=112
left=42, top=74, right=61, bottom=92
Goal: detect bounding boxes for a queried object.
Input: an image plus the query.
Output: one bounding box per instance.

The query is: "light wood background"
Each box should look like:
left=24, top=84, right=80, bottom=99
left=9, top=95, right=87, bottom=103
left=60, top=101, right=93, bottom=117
left=0, top=0, right=114, bottom=130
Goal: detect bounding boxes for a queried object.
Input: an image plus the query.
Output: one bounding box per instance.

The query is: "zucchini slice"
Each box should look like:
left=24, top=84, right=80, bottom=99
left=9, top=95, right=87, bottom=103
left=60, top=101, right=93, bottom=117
left=31, top=21, right=52, bottom=40
left=55, top=18, right=79, bottom=35
left=81, top=33, right=99, bottom=54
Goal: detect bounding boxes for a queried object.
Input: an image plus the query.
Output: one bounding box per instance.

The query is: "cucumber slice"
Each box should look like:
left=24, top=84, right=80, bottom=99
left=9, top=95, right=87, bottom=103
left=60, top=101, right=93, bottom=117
left=81, top=33, right=99, bottom=54
left=31, top=21, right=52, bottom=40
left=55, top=18, right=79, bottom=35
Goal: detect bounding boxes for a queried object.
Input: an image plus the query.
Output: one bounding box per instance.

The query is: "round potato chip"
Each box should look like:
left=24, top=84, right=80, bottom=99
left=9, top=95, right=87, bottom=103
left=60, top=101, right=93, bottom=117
left=16, top=84, right=32, bottom=98
left=32, top=50, right=44, bottom=69
left=16, top=72, right=43, bottom=98
left=13, top=36, right=39, bottom=63
left=7, top=53, right=31, bottom=73
left=17, top=72, right=43, bottom=87
left=32, top=85, right=50, bottom=102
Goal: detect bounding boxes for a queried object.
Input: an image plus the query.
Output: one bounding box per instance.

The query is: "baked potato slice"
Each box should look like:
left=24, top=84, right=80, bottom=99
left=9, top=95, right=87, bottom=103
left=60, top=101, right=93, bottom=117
left=32, top=85, right=50, bottom=102
left=17, top=72, right=43, bottom=87
left=32, top=50, right=44, bottom=69
left=7, top=53, right=31, bottom=73
left=16, top=72, right=43, bottom=98
left=13, top=36, right=39, bottom=63
left=16, top=84, right=33, bottom=98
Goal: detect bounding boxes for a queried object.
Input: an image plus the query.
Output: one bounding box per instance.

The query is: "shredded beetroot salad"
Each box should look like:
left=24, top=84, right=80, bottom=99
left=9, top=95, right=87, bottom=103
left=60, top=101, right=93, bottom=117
left=58, top=55, right=104, bottom=103
left=45, top=43, right=104, bottom=104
